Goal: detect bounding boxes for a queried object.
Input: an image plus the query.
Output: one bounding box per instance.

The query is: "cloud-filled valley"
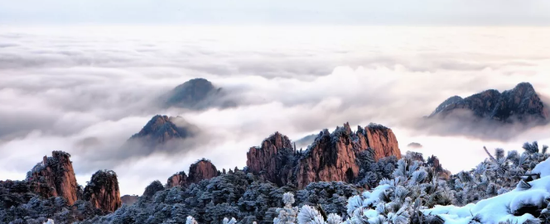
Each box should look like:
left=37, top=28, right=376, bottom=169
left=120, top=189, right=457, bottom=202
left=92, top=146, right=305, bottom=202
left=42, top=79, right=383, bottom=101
left=1, top=26, right=550, bottom=195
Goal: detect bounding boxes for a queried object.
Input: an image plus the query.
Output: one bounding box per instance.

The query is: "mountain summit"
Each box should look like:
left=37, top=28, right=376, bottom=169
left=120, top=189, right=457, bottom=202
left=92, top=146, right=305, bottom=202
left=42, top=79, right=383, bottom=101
left=129, top=115, right=195, bottom=145
left=122, top=115, right=199, bottom=157
left=162, top=78, right=236, bottom=109
left=247, top=123, right=402, bottom=188
left=422, top=82, right=549, bottom=140
left=430, top=82, right=548, bottom=124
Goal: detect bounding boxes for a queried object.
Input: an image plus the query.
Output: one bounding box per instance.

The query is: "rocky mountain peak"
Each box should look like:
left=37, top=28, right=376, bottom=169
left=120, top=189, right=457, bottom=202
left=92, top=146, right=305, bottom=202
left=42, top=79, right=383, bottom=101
left=164, top=78, right=220, bottom=109
left=83, top=170, right=122, bottom=212
left=166, top=159, right=219, bottom=188
left=246, top=132, right=296, bottom=186
left=247, top=122, right=402, bottom=188
left=261, top=132, right=293, bottom=150
left=26, top=151, right=79, bottom=206
left=188, top=159, right=218, bottom=184
left=430, top=82, right=548, bottom=124
left=130, top=115, right=194, bottom=144
left=431, top=95, right=463, bottom=116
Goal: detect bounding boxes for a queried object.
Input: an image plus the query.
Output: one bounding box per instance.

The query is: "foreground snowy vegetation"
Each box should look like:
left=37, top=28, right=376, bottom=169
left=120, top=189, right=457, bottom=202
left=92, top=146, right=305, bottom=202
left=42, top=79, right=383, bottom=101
left=265, top=142, right=550, bottom=224
left=9, top=142, right=549, bottom=224
left=193, top=142, right=550, bottom=224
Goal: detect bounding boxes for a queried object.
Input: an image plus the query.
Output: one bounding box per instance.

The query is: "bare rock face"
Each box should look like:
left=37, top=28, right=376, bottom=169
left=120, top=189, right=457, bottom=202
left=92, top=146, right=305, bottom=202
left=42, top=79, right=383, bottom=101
left=294, top=124, right=360, bottom=188
left=363, top=124, right=402, bottom=161
left=246, top=132, right=295, bottom=186
left=166, top=159, right=218, bottom=188
left=83, top=170, right=122, bottom=213
left=246, top=123, right=402, bottom=188
left=26, top=151, right=79, bottom=205
left=188, top=159, right=218, bottom=184
left=166, top=171, right=188, bottom=188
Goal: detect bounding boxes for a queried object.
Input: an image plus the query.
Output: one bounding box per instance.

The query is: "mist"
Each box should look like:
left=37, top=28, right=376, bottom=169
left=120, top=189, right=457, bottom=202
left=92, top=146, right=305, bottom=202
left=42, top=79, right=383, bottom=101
left=1, top=26, right=550, bottom=195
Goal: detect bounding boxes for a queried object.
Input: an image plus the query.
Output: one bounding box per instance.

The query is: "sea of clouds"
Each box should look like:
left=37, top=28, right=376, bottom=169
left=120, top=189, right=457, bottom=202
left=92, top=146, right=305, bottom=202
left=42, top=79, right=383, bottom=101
left=1, top=25, right=550, bottom=195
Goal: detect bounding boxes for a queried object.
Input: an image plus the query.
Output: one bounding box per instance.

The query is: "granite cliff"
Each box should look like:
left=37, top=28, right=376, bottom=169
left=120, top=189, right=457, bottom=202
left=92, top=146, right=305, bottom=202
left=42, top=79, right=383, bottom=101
left=166, top=159, right=219, bottom=188
left=246, top=123, right=402, bottom=188
left=26, top=151, right=79, bottom=206
left=82, top=170, right=122, bottom=212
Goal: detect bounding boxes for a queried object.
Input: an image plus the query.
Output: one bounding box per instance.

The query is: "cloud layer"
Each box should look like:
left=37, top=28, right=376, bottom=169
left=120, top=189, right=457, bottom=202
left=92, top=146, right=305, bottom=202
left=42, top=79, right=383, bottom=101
left=1, top=26, right=550, bottom=194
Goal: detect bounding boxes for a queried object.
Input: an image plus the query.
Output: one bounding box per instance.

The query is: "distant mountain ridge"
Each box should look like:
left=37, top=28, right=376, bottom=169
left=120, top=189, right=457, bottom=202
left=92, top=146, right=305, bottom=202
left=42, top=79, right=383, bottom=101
left=120, top=115, right=199, bottom=158
left=430, top=82, right=549, bottom=124
left=129, top=115, right=195, bottom=145
left=162, top=78, right=235, bottom=109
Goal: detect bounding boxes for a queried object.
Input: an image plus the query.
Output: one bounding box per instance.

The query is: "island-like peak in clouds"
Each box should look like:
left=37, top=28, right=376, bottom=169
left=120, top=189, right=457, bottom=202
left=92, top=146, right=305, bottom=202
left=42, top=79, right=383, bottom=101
left=423, top=82, right=550, bottom=140
left=430, top=82, right=549, bottom=124
left=162, top=78, right=235, bottom=109
left=129, top=115, right=198, bottom=146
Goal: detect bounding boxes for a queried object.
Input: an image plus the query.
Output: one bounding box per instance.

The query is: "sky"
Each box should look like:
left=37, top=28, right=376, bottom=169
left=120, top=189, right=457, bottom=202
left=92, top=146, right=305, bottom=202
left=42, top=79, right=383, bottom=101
left=1, top=1, right=550, bottom=195
left=1, top=0, right=550, bottom=26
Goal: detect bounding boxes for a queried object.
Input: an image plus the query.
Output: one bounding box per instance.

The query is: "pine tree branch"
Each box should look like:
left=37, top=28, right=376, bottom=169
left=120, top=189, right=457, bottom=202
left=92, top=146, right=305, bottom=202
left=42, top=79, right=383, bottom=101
left=483, top=146, right=497, bottom=162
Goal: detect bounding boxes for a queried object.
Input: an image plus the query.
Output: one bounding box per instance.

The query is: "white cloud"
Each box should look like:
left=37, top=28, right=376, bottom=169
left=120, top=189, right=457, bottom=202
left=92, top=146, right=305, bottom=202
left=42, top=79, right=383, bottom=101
left=0, top=26, right=550, bottom=194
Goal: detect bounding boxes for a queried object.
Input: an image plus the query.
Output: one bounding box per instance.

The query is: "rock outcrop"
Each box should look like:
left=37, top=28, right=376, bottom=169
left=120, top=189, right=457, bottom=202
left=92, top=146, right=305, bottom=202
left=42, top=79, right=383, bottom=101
left=166, top=159, right=219, bottom=188
left=363, top=124, right=402, bottom=161
left=166, top=171, right=188, bottom=188
left=82, top=170, right=122, bottom=213
left=26, top=151, right=79, bottom=205
left=122, top=115, right=199, bottom=157
left=188, top=159, right=218, bottom=184
left=430, top=82, right=549, bottom=124
left=162, top=78, right=235, bottom=109
left=143, top=180, right=165, bottom=198
left=164, top=78, right=219, bottom=109
left=246, top=123, right=402, bottom=188
left=246, top=132, right=295, bottom=186
left=294, top=125, right=361, bottom=188
left=129, top=115, right=197, bottom=146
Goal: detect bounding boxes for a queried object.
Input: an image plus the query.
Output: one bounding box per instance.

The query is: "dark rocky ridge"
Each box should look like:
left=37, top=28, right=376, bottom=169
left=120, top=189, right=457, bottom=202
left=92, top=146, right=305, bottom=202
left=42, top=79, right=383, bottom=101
left=129, top=115, right=196, bottom=145
left=121, top=115, right=199, bottom=157
left=430, top=82, right=549, bottom=124
left=247, top=123, right=402, bottom=188
left=163, top=78, right=235, bottom=109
